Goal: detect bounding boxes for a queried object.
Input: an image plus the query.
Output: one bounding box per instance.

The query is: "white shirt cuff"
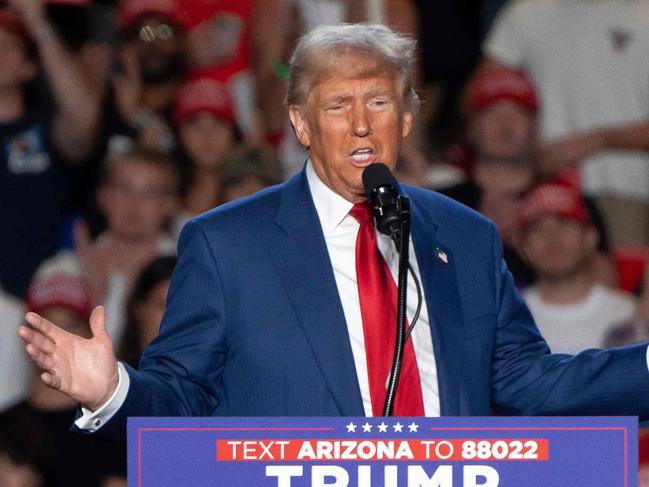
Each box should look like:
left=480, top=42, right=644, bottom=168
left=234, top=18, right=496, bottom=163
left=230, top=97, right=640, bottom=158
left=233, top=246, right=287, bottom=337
left=74, top=362, right=130, bottom=432
left=646, top=345, right=649, bottom=374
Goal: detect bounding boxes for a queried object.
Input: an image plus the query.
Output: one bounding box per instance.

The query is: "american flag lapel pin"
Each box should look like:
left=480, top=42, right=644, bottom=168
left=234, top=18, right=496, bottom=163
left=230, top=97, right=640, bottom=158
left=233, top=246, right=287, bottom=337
left=435, top=247, right=448, bottom=264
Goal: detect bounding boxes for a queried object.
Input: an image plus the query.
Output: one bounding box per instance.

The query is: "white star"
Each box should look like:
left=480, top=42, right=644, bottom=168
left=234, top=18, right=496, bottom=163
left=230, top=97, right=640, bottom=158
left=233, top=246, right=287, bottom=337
left=362, top=422, right=372, bottom=433
left=408, top=422, right=419, bottom=433
left=393, top=422, right=404, bottom=433
left=346, top=422, right=357, bottom=433
left=377, top=422, right=388, bottom=433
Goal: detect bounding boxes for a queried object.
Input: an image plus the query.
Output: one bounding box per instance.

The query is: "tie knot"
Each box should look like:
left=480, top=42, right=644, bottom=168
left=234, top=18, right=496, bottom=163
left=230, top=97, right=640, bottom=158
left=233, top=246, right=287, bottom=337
left=349, top=202, right=374, bottom=225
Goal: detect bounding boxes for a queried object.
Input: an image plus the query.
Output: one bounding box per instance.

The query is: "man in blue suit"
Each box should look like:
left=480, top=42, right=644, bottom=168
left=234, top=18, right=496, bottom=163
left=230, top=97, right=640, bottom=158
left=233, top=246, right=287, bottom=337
left=19, top=24, right=649, bottom=440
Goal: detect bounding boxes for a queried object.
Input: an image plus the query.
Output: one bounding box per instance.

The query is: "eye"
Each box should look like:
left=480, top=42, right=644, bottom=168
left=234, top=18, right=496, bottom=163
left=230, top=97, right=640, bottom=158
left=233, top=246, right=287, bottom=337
left=370, top=99, right=390, bottom=109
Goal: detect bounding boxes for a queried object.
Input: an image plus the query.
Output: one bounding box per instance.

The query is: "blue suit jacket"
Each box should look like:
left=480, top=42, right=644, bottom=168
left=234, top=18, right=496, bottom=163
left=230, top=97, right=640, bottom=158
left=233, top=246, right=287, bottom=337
left=99, top=169, right=649, bottom=437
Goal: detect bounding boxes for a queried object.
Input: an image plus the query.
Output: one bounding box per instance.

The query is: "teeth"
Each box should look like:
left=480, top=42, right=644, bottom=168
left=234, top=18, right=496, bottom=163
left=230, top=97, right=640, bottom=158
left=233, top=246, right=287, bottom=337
left=351, top=153, right=373, bottom=162
left=350, top=148, right=375, bottom=162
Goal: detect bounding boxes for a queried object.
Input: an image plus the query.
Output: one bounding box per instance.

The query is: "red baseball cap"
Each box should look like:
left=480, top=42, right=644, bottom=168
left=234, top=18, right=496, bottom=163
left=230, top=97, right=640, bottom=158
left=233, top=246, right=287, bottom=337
left=26, top=272, right=93, bottom=321
left=517, top=182, right=592, bottom=231
left=174, top=76, right=235, bottom=125
left=118, top=0, right=183, bottom=31
left=467, top=67, right=538, bottom=114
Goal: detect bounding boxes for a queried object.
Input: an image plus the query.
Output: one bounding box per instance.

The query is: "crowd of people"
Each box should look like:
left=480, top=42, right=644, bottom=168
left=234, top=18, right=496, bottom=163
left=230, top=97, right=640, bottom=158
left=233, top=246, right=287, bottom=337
left=2, top=0, right=649, bottom=485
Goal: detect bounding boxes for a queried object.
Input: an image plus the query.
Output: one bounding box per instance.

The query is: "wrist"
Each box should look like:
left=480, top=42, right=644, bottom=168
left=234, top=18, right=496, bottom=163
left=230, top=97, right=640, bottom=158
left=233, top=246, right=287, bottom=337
left=86, top=367, right=119, bottom=412
left=31, top=22, right=58, bottom=47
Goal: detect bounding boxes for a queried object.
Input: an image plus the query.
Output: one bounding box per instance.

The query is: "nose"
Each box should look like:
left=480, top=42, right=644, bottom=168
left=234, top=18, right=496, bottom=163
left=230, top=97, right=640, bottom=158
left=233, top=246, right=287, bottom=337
left=350, top=103, right=372, bottom=137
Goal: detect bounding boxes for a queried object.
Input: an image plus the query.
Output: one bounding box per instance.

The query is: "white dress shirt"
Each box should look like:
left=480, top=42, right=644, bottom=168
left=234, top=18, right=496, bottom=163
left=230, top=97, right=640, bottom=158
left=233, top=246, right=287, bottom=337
left=306, top=162, right=440, bottom=416
left=77, top=162, right=440, bottom=431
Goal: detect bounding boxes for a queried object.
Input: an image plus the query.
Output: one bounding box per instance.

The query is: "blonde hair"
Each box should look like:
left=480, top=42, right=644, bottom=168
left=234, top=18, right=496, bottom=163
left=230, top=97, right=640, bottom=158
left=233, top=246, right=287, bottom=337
left=286, top=23, right=420, bottom=114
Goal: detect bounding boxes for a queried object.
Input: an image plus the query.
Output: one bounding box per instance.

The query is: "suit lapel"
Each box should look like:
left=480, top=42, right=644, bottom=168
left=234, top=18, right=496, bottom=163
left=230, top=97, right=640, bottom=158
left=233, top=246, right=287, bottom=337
left=269, top=170, right=365, bottom=416
left=409, top=195, right=465, bottom=416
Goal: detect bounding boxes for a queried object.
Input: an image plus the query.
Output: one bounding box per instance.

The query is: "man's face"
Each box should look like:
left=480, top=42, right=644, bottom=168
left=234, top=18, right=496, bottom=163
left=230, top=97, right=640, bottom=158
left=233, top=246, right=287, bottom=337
left=127, top=15, right=184, bottom=83
left=289, top=55, right=413, bottom=203
left=0, top=29, right=34, bottom=90
left=521, top=216, right=597, bottom=281
left=98, top=157, right=178, bottom=242
left=469, top=100, right=535, bottom=162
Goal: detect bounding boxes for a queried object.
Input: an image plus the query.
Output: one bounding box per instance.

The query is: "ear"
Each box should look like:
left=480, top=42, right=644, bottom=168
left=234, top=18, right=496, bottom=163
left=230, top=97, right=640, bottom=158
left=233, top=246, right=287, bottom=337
left=401, top=110, right=414, bottom=139
left=288, top=105, right=311, bottom=148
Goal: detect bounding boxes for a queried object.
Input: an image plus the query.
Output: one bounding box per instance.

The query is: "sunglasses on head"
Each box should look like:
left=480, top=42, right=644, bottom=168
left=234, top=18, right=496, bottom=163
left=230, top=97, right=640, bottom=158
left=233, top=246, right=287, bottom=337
left=129, top=23, right=177, bottom=42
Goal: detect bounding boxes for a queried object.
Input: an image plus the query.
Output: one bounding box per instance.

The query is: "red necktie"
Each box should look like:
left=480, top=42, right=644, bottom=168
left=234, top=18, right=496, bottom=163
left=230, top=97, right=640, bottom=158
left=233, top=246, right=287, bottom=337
left=350, top=203, right=425, bottom=416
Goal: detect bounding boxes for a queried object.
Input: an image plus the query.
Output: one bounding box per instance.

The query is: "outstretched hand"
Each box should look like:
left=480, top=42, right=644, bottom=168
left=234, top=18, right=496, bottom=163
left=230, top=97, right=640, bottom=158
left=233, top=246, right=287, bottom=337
left=19, top=306, right=119, bottom=412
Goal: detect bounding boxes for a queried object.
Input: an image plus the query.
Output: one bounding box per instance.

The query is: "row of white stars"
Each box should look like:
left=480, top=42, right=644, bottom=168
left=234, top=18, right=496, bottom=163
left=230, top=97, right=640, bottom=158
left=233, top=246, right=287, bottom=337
left=345, top=421, right=419, bottom=433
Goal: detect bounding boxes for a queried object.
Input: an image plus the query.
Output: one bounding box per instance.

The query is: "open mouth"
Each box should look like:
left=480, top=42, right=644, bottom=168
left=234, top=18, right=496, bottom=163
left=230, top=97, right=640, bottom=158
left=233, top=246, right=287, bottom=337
left=349, top=147, right=377, bottom=166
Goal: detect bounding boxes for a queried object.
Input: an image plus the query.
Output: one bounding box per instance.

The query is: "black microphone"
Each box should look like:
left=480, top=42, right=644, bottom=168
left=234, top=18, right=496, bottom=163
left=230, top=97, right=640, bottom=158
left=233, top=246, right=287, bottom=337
left=362, top=163, right=402, bottom=238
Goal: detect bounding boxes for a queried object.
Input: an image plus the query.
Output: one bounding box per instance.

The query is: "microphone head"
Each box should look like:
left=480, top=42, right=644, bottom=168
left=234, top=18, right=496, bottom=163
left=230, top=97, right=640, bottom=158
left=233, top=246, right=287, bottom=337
left=362, top=163, right=399, bottom=201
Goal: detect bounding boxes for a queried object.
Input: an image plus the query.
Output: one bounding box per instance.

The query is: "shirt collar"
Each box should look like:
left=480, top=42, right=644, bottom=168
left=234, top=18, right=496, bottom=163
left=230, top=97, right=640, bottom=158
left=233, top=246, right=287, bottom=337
left=306, top=160, right=354, bottom=236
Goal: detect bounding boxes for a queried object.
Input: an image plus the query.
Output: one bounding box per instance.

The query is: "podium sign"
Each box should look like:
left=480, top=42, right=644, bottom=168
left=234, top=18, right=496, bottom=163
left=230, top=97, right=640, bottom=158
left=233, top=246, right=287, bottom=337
left=128, top=416, right=636, bottom=486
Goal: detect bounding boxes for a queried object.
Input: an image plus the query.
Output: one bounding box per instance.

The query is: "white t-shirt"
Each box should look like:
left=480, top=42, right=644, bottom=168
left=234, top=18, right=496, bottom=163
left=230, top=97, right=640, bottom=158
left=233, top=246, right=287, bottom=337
left=0, top=290, right=30, bottom=412
left=485, top=0, right=649, bottom=199
left=523, top=284, right=637, bottom=354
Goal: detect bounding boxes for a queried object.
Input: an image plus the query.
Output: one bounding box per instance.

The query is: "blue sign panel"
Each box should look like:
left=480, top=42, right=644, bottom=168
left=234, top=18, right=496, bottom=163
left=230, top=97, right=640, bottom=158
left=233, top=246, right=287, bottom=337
left=128, top=416, right=636, bottom=486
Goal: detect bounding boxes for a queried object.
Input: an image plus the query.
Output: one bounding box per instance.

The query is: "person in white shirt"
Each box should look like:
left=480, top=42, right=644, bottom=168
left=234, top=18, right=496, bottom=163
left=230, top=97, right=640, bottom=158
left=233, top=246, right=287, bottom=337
left=518, top=182, right=637, bottom=354
left=483, top=0, right=649, bottom=246
left=0, top=287, right=28, bottom=412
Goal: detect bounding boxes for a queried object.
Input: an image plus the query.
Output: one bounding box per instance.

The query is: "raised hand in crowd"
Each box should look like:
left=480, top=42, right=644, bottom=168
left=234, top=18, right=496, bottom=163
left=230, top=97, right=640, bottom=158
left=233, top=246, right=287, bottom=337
left=74, top=219, right=163, bottom=304
left=80, top=41, right=113, bottom=101
left=18, top=307, right=119, bottom=412
left=113, top=46, right=143, bottom=124
left=8, top=0, right=101, bottom=161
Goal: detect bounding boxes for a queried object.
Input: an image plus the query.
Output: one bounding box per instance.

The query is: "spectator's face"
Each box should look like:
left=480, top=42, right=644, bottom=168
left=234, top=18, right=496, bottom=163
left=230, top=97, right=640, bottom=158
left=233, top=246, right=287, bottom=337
left=521, top=216, right=597, bottom=281
left=0, top=29, right=35, bottom=90
left=289, top=54, right=413, bottom=203
left=98, top=158, right=178, bottom=242
left=128, top=15, right=184, bottom=83
left=469, top=101, right=535, bottom=162
left=134, top=278, right=170, bottom=348
left=179, top=112, right=235, bottom=170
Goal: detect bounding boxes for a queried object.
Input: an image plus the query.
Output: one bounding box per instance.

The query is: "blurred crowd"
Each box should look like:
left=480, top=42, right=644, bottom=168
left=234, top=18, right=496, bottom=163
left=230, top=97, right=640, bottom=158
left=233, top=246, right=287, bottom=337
left=2, top=0, right=649, bottom=485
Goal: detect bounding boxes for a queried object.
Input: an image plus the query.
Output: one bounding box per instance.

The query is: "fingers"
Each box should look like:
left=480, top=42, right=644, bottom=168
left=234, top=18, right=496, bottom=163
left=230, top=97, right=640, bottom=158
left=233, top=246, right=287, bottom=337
left=89, top=306, right=108, bottom=339
left=24, top=312, right=62, bottom=342
left=18, top=324, right=55, bottom=353
left=25, top=343, right=54, bottom=371
left=41, top=372, right=61, bottom=391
